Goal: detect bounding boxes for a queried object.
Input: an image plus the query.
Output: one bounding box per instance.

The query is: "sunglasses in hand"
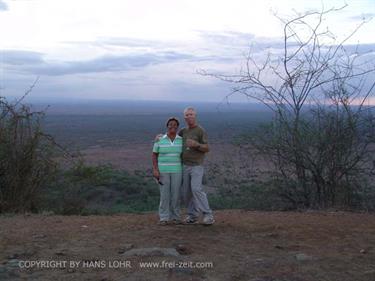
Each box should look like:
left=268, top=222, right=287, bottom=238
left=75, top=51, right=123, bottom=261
left=154, top=177, right=163, bottom=185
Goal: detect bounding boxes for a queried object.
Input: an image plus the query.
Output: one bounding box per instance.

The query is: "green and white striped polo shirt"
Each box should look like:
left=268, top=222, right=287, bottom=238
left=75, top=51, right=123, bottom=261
left=153, top=134, right=183, bottom=173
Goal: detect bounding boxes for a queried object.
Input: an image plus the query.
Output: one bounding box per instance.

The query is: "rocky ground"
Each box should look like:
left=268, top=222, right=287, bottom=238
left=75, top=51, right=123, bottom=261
left=1, top=210, right=375, bottom=281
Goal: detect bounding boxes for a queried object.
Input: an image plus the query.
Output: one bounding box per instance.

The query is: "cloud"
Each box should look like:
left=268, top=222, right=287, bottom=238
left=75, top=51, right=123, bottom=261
left=197, top=31, right=375, bottom=67
left=196, top=30, right=303, bottom=62
left=1, top=50, right=44, bottom=65
left=197, top=30, right=297, bottom=50
left=40, top=52, right=195, bottom=76
left=1, top=49, right=195, bottom=76
left=93, top=37, right=168, bottom=48
left=64, top=33, right=262, bottom=67
left=197, top=31, right=255, bottom=47
left=0, top=0, right=8, bottom=11
left=4, top=39, right=373, bottom=79
left=349, top=13, right=375, bottom=21
left=342, top=43, right=375, bottom=55
left=2, top=34, right=374, bottom=102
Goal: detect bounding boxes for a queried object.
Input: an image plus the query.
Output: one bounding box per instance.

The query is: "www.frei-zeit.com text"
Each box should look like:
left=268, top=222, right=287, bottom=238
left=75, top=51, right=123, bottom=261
left=17, top=260, right=214, bottom=270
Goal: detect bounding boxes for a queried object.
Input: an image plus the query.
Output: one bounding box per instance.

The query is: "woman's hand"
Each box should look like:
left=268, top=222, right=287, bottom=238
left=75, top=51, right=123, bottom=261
left=153, top=168, right=160, bottom=180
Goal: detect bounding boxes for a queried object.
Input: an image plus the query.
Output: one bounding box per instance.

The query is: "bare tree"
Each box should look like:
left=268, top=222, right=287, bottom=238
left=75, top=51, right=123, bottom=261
left=201, top=5, right=375, bottom=209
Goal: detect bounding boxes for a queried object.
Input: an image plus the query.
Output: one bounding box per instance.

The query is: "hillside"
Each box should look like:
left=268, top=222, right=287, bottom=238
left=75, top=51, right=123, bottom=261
left=1, top=210, right=374, bottom=281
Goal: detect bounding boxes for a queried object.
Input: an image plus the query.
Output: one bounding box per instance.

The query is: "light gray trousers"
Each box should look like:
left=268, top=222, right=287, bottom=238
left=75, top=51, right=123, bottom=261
left=182, top=165, right=212, bottom=218
left=159, top=172, right=182, bottom=221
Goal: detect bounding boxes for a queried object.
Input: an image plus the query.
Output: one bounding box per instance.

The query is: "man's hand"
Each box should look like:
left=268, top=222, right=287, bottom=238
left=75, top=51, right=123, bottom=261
left=154, top=134, right=163, bottom=142
left=186, top=138, right=199, bottom=148
left=153, top=168, right=160, bottom=180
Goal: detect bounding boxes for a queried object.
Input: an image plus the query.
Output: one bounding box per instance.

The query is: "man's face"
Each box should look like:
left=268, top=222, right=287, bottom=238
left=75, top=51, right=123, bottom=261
left=184, top=109, right=196, bottom=127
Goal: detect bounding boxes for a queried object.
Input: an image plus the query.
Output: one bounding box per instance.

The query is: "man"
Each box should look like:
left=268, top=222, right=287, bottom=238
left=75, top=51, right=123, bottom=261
left=179, top=107, right=215, bottom=225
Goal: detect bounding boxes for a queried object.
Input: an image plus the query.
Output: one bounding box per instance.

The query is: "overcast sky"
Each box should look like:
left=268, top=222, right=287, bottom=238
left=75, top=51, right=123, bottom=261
left=0, top=0, right=374, bottom=102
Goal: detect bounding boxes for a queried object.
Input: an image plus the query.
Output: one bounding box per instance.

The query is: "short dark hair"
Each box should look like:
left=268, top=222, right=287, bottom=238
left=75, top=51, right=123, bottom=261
left=166, top=117, right=180, bottom=127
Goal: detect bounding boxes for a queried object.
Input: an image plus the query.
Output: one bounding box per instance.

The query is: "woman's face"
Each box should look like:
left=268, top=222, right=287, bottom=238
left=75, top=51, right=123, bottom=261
left=167, top=120, right=178, bottom=134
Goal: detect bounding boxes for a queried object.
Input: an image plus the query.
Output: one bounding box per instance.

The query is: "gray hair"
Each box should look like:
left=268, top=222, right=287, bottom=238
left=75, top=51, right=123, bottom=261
left=183, top=107, right=196, bottom=115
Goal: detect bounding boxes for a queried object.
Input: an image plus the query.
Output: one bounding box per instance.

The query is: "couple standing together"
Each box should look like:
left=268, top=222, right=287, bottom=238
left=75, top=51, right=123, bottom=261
left=152, top=107, right=215, bottom=226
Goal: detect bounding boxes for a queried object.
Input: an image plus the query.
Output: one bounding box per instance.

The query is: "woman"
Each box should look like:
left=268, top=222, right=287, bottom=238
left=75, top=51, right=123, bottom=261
left=152, top=117, right=183, bottom=225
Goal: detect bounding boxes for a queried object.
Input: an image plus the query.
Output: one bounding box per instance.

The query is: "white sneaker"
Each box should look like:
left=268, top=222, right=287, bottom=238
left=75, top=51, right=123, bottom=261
left=203, top=215, right=215, bottom=225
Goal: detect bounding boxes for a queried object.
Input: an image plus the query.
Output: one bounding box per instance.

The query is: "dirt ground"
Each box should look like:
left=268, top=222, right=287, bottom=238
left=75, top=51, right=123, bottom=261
left=1, top=210, right=375, bottom=281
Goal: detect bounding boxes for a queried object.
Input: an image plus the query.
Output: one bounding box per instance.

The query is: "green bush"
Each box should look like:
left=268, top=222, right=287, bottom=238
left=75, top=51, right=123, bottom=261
left=38, top=163, right=159, bottom=215
left=0, top=96, right=58, bottom=213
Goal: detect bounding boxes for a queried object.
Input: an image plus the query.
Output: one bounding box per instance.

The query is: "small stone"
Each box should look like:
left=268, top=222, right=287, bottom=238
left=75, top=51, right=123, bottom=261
left=55, top=251, right=66, bottom=256
left=118, top=243, right=134, bottom=254
left=360, top=249, right=367, bottom=254
left=6, top=254, right=19, bottom=259
left=168, top=267, right=193, bottom=276
left=32, top=234, right=47, bottom=239
left=175, top=244, right=192, bottom=255
left=265, top=232, right=279, bottom=238
left=123, top=247, right=180, bottom=257
left=274, top=245, right=284, bottom=249
left=295, top=253, right=314, bottom=261
left=7, top=259, right=20, bottom=268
